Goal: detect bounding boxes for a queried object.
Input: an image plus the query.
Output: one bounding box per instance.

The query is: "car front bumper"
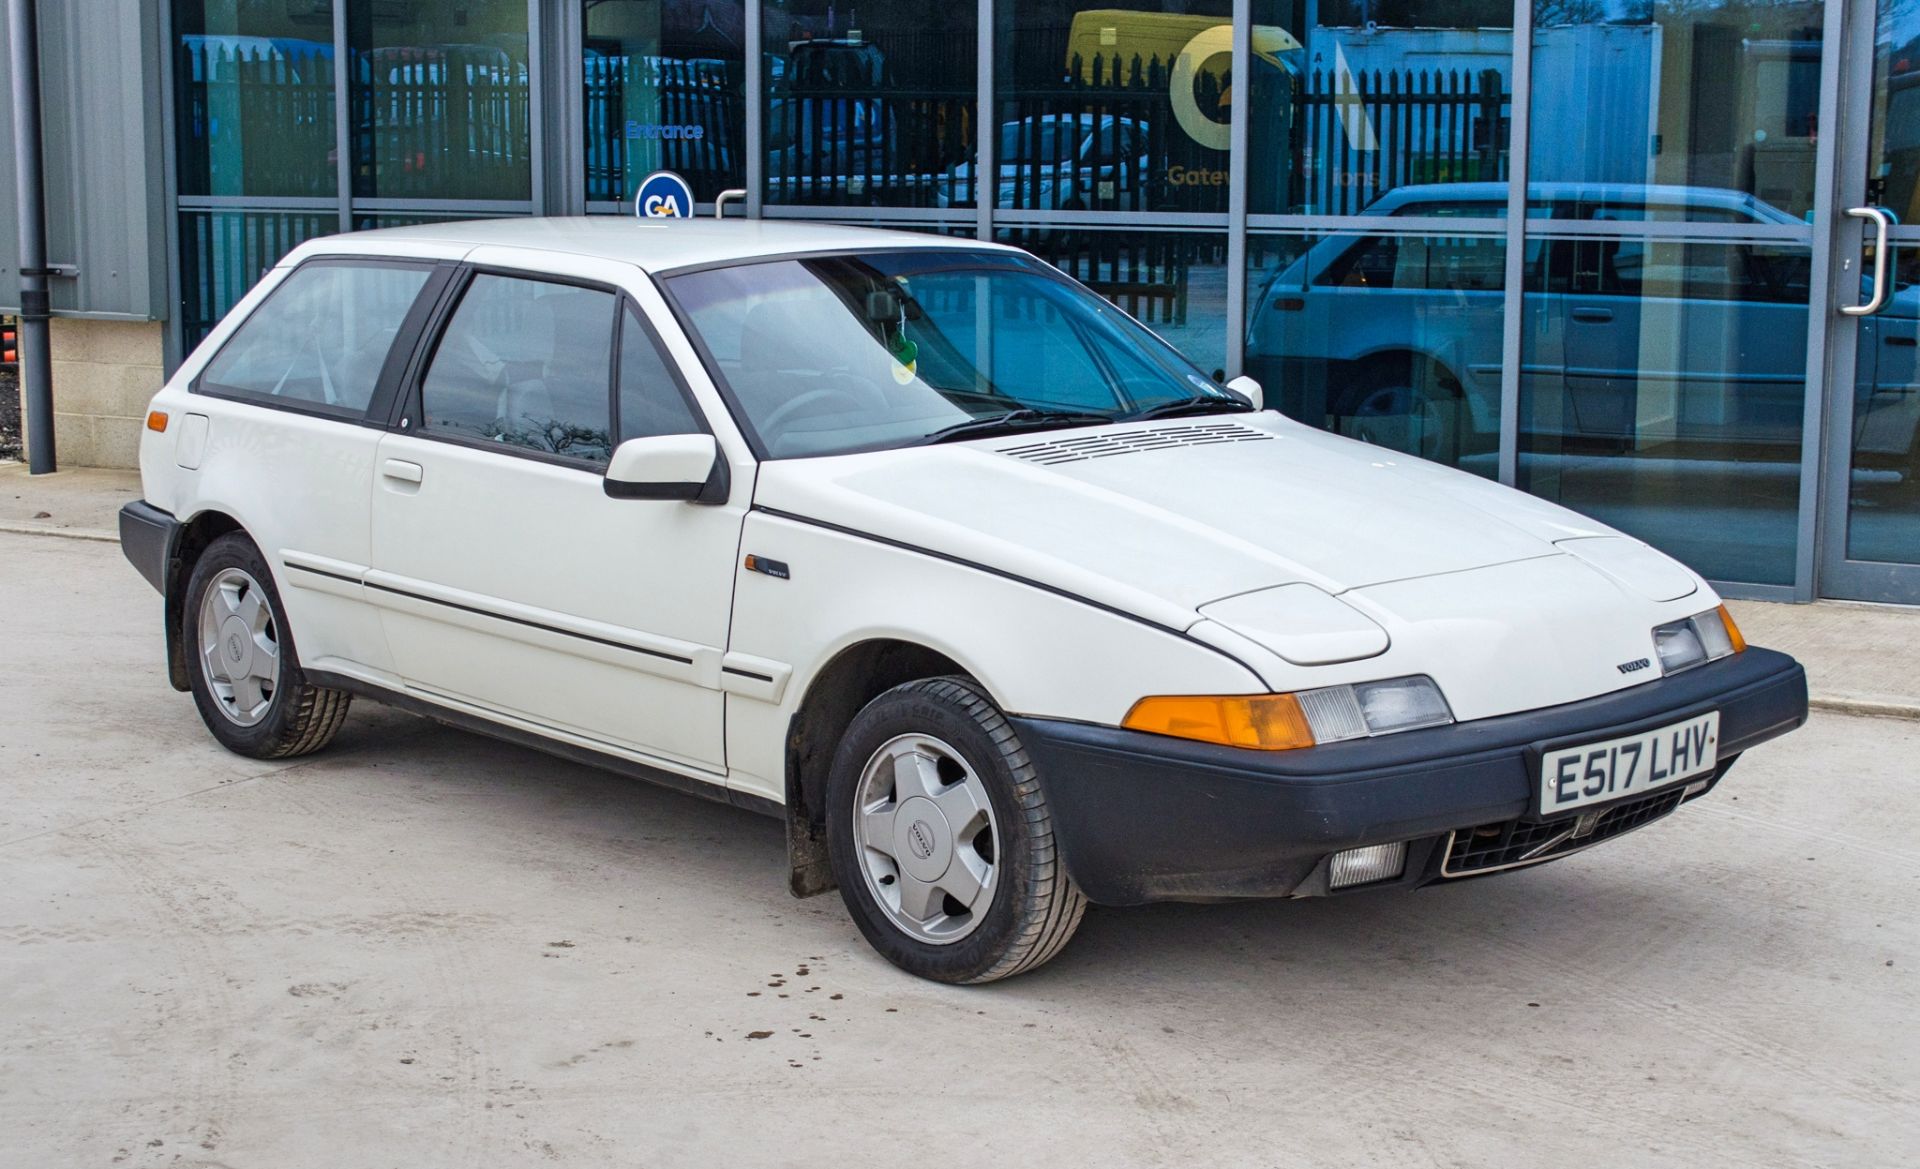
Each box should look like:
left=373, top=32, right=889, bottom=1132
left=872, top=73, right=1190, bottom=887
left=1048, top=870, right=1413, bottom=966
left=1011, top=647, right=1808, bottom=905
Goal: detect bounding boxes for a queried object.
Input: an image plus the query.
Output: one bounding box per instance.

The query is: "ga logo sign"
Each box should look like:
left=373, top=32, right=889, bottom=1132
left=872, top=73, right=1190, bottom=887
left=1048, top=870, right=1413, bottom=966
left=634, top=170, right=695, bottom=219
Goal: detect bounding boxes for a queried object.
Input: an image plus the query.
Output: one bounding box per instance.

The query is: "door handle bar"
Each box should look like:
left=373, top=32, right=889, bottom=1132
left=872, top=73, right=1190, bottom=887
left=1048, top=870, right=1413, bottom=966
left=382, top=459, right=424, bottom=484
left=1843, top=206, right=1893, bottom=317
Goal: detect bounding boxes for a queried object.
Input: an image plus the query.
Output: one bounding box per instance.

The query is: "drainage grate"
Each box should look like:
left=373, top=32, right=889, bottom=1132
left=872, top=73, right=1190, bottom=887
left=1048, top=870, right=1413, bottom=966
left=997, top=421, right=1273, bottom=465
left=1441, top=786, right=1692, bottom=878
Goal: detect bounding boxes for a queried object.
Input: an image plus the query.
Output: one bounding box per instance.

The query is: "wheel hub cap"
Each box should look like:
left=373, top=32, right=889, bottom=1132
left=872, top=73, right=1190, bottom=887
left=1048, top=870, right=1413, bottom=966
left=852, top=734, right=999, bottom=945
left=197, top=567, right=280, bottom=728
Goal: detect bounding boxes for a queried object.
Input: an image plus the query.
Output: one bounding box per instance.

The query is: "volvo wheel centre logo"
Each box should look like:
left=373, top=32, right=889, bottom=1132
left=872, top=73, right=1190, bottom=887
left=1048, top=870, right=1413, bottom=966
left=907, top=819, right=937, bottom=860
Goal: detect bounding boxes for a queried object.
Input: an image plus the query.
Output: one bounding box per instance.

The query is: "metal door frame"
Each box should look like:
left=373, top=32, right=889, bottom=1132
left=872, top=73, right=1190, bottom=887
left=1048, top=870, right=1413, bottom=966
left=1816, top=0, right=1920, bottom=603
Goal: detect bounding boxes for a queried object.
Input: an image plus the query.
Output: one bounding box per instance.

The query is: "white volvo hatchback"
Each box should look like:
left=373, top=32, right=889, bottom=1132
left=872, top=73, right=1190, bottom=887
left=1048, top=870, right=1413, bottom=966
left=121, top=219, right=1807, bottom=983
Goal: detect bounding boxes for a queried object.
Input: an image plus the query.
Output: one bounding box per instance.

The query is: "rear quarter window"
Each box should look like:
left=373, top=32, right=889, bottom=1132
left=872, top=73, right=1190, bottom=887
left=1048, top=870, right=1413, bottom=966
left=197, top=260, right=434, bottom=418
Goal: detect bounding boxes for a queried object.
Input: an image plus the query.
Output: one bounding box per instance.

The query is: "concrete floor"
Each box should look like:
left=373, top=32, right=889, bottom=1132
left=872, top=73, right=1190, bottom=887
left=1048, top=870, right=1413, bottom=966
left=2, top=531, right=1917, bottom=1168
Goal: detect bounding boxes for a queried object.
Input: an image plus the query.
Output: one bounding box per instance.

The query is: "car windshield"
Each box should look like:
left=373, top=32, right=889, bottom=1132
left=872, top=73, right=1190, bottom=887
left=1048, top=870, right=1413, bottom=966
left=664, top=249, right=1236, bottom=458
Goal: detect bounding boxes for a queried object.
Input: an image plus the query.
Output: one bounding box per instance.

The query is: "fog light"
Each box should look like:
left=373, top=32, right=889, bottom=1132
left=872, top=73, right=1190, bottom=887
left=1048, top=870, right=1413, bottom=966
left=1328, top=841, right=1407, bottom=889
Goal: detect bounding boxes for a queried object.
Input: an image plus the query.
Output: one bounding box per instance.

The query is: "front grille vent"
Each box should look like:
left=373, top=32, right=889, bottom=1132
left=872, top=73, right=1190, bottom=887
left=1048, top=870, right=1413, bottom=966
left=1442, top=786, right=1692, bottom=878
left=998, top=422, right=1273, bottom=466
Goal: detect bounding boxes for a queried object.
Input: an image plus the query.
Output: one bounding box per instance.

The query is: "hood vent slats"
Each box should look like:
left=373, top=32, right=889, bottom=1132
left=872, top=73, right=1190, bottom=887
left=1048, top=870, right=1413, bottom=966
left=998, top=422, right=1272, bottom=466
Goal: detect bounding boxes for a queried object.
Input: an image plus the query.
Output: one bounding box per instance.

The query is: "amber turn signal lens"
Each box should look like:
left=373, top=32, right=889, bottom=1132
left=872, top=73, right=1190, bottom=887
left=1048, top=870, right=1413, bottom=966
left=146, top=410, right=169, bottom=433
left=1122, top=694, right=1317, bottom=751
left=1717, top=604, right=1747, bottom=654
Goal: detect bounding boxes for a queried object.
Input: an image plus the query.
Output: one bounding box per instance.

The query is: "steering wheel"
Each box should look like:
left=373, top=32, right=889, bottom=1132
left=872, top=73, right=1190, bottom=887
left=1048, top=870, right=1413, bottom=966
left=760, top=385, right=870, bottom=437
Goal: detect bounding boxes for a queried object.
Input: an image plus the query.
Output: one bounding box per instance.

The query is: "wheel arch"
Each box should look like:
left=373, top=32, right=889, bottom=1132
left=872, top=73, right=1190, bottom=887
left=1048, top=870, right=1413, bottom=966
left=161, top=508, right=248, bottom=692
left=781, top=637, right=975, bottom=899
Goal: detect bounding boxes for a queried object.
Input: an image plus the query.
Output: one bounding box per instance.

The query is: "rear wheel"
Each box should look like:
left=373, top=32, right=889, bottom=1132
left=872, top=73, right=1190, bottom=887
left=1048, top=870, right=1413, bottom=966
left=183, top=533, right=351, bottom=759
left=826, top=677, right=1086, bottom=983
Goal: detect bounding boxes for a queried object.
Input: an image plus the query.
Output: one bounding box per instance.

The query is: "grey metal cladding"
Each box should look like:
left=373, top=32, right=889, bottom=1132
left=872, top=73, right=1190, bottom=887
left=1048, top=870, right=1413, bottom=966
left=0, top=0, right=167, bottom=320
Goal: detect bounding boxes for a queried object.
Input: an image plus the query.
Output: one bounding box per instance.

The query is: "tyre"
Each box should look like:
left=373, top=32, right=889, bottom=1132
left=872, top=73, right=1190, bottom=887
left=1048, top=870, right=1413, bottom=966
left=182, top=532, right=351, bottom=759
left=1334, top=356, right=1464, bottom=465
left=826, top=677, right=1086, bottom=983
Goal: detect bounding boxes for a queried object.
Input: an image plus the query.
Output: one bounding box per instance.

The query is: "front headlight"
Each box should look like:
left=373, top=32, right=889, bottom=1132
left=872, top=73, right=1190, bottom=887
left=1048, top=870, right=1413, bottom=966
left=1124, top=675, right=1453, bottom=751
left=1652, top=605, right=1746, bottom=675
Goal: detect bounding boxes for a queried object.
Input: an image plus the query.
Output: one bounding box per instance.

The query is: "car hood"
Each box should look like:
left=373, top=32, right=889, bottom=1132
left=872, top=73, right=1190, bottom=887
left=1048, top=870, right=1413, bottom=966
left=752, top=413, right=1620, bottom=632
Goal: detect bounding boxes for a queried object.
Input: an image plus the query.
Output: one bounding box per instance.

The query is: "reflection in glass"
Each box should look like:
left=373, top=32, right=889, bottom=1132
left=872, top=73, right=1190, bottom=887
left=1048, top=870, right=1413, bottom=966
left=1529, top=0, right=1824, bottom=221
left=763, top=0, right=976, bottom=208
left=1521, top=238, right=1812, bottom=584
left=348, top=1, right=531, bottom=201
left=178, top=210, right=337, bottom=352
left=1869, top=0, right=1920, bottom=220
left=1244, top=231, right=1505, bottom=476
left=172, top=0, right=337, bottom=198
left=423, top=276, right=618, bottom=464
left=667, top=249, right=1236, bottom=457
left=1846, top=249, right=1920, bottom=566
left=201, top=263, right=433, bottom=415
left=995, top=1, right=1233, bottom=213
left=1001, top=229, right=1229, bottom=376
left=1250, top=2, right=1513, bottom=215
left=585, top=1, right=745, bottom=205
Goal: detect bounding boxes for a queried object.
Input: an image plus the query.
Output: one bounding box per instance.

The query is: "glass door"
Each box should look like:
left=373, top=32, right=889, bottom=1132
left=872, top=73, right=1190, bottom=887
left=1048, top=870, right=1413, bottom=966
left=1820, top=0, right=1920, bottom=603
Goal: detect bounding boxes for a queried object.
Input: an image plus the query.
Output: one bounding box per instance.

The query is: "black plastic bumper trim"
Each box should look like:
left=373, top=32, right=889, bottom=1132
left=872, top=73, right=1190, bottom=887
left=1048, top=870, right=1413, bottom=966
left=118, top=501, right=178, bottom=595
left=1011, top=647, right=1808, bottom=906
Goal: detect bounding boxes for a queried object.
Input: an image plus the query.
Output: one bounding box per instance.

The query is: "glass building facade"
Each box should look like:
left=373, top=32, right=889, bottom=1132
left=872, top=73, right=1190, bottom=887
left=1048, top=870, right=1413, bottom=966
left=167, top=0, right=1920, bottom=604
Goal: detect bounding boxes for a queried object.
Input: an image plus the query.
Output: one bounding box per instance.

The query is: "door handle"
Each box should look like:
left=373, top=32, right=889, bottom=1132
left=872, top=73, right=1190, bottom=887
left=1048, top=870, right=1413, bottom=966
left=1571, top=307, right=1614, bottom=323
left=382, top=459, right=424, bottom=484
left=1843, top=206, right=1893, bottom=317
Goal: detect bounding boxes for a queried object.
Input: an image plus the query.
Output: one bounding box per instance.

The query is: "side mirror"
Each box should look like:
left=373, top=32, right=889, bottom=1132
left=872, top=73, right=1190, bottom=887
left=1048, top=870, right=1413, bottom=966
left=1226, top=374, right=1265, bottom=412
left=604, top=434, right=729, bottom=504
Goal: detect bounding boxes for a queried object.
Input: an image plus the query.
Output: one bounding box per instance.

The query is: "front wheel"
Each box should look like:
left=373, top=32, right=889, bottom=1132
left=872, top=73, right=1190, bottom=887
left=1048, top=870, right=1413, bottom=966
left=826, top=677, right=1086, bottom=983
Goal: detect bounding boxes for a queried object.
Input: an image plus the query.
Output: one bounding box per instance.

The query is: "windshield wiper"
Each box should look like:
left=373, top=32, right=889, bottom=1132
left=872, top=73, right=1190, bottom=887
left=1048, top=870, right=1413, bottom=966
left=921, top=408, right=1114, bottom=445
left=1126, top=395, right=1256, bottom=422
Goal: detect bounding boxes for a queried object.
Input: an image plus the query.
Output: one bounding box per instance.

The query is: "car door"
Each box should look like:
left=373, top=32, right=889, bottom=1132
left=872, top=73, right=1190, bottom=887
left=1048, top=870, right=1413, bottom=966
left=186, top=255, right=453, bottom=678
left=1562, top=237, right=1808, bottom=449
left=366, top=247, right=747, bottom=777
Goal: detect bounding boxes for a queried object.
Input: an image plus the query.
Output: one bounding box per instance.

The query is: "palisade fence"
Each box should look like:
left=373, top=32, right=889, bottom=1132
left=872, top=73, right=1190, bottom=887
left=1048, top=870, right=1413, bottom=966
left=177, top=40, right=533, bottom=202
left=175, top=40, right=337, bottom=197
left=172, top=39, right=1504, bottom=347
left=178, top=209, right=338, bottom=349
left=351, top=47, right=532, bottom=201
left=1289, top=66, right=1509, bottom=215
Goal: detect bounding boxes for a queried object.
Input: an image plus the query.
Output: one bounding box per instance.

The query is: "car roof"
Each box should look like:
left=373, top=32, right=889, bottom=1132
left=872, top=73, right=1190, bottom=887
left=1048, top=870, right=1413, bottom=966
left=1368, top=181, right=1801, bottom=223
left=283, top=217, right=1012, bottom=275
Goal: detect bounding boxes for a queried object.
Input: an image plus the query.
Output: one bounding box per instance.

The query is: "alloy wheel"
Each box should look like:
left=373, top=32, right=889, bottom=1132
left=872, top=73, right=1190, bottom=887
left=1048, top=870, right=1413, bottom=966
left=851, top=733, right=1000, bottom=944
left=196, top=566, right=281, bottom=727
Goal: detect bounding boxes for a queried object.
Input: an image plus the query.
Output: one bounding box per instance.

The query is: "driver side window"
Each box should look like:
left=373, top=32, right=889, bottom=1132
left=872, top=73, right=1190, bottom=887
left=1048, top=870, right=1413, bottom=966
left=420, top=274, right=618, bottom=466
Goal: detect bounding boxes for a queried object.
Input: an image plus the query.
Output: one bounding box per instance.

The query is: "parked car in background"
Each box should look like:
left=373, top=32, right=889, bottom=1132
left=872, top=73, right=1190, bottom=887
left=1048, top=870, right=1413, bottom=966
left=1247, top=182, right=1918, bottom=481
left=936, top=115, right=1152, bottom=211
left=121, top=219, right=1806, bottom=983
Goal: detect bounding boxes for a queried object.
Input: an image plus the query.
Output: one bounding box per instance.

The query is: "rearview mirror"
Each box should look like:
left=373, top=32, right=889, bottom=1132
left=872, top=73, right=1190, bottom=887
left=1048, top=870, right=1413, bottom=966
left=1226, top=374, right=1265, bottom=411
left=604, top=434, right=728, bottom=504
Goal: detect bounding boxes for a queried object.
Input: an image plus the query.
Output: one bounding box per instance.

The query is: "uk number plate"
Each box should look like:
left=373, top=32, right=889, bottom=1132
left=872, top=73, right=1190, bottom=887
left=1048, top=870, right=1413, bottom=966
left=1538, top=711, right=1720, bottom=817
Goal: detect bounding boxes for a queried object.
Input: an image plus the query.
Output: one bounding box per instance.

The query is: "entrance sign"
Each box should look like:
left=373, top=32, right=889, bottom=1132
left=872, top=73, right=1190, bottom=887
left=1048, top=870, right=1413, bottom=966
left=634, top=171, right=695, bottom=219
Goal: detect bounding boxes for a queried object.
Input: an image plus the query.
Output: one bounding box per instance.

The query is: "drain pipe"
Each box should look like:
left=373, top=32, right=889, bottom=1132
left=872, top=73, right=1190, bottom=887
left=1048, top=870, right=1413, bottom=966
left=8, top=0, right=54, bottom=473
